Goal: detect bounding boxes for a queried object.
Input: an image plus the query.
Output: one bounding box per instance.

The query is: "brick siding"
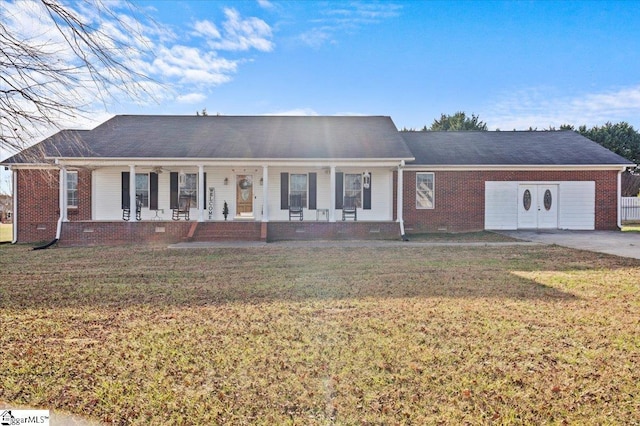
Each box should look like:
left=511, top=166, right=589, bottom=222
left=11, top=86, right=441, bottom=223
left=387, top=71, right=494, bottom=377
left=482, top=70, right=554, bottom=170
left=15, top=168, right=621, bottom=244
left=402, top=170, right=620, bottom=233
left=59, top=221, right=193, bottom=246
left=15, top=168, right=93, bottom=243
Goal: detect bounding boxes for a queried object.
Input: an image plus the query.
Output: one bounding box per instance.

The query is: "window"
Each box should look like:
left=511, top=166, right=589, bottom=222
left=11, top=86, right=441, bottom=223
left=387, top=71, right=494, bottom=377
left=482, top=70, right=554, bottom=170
left=416, top=172, right=434, bottom=209
left=344, top=173, right=362, bottom=207
left=136, top=173, right=149, bottom=207
left=180, top=173, right=198, bottom=208
left=67, top=171, right=78, bottom=208
left=290, top=174, right=308, bottom=207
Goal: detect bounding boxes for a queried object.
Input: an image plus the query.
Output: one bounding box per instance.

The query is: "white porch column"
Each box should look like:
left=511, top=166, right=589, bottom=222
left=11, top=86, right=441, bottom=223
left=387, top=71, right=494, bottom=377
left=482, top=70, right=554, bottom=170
left=12, top=169, right=17, bottom=243
left=397, top=163, right=405, bottom=236
left=129, top=165, right=136, bottom=218
left=198, top=165, right=205, bottom=222
left=262, top=165, right=269, bottom=222
left=60, top=167, right=68, bottom=222
left=329, top=165, right=336, bottom=222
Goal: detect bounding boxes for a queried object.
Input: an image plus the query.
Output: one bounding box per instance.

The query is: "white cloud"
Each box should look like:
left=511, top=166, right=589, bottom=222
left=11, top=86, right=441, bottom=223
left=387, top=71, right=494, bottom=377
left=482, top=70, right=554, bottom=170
left=485, top=85, right=640, bottom=130
left=176, top=93, right=207, bottom=104
left=265, top=108, right=320, bottom=116
left=206, top=8, right=274, bottom=52
left=1, top=0, right=276, bottom=147
left=298, top=3, right=402, bottom=47
left=192, top=20, right=221, bottom=38
left=257, top=0, right=275, bottom=10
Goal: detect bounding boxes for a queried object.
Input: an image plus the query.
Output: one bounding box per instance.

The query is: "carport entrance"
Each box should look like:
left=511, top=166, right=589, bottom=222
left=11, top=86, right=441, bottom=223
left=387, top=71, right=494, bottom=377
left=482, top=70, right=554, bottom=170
left=518, top=184, right=558, bottom=229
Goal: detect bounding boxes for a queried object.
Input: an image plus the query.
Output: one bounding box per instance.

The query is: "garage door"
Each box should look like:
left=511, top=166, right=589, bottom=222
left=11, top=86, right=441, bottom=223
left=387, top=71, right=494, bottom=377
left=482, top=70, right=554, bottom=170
left=518, top=184, right=558, bottom=229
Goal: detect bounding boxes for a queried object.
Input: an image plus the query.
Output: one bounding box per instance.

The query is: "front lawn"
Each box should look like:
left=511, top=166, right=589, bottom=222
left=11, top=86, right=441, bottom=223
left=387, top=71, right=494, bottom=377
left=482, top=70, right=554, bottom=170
left=0, top=223, right=12, bottom=242
left=1, top=244, right=638, bottom=424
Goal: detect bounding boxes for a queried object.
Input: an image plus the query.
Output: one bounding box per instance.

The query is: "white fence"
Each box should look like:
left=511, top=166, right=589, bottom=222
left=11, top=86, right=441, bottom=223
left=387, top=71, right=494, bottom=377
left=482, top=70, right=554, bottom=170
left=621, top=197, right=640, bottom=221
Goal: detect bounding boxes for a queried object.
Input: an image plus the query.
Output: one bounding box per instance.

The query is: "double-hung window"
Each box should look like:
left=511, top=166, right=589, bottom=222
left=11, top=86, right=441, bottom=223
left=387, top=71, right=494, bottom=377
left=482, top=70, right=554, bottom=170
left=344, top=173, right=362, bottom=207
left=180, top=173, right=198, bottom=208
left=135, top=173, right=149, bottom=207
left=416, top=172, right=435, bottom=209
left=290, top=174, right=308, bottom=207
left=66, top=171, right=78, bottom=208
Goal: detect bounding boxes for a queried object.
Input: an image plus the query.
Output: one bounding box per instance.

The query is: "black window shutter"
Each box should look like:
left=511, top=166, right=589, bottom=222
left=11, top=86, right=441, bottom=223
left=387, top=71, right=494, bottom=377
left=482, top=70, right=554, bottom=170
left=121, top=172, right=130, bottom=209
left=335, top=172, right=344, bottom=209
left=309, top=173, right=317, bottom=210
left=170, top=172, right=178, bottom=209
left=363, top=173, right=372, bottom=210
left=203, top=173, right=207, bottom=209
left=280, top=173, right=289, bottom=210
left=150, top=172, right=158, bottom=210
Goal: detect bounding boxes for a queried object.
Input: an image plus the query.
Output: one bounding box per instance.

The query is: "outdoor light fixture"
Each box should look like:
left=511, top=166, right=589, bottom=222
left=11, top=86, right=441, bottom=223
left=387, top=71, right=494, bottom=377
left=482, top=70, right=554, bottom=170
left=259, top=177, right=264, bottom=185
left=363, top=171, right=371, bottom=189
left=224, top=177, right=229, bottom=185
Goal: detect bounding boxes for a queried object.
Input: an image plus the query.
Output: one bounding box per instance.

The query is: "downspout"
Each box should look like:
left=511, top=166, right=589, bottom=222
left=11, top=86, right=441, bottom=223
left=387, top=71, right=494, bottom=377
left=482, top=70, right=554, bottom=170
left=56, top=166, right=66, bottom=240
left=617, top=167, right=624, bottom=229
left=397, top=160, right=408, bottom=241
left=33, top=166, right=64, bottom=250
left=11, top=167, right=17, bottom=244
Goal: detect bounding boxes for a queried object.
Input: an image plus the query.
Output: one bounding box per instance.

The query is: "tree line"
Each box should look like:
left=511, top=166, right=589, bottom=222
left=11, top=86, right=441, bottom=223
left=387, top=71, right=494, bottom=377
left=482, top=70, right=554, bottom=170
left=406, top=112, right=640, bottom=166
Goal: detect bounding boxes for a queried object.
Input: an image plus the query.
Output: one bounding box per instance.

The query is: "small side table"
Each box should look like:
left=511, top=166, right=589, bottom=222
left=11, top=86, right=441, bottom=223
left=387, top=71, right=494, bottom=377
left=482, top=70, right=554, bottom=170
left=316, top=208, right=329, bottom=221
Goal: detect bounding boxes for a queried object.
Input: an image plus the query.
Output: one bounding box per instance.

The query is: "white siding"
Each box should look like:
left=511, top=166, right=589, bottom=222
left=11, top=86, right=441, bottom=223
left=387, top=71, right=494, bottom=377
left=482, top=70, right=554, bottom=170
left=485, top=181, right=518, bottom=230
left=94, top=168, right=125, bottom=220
left=558, top=181, right=595, bottom=230
left=267, top=167, right=393, bottom=221
left=93, top=166, right=394, bottom=222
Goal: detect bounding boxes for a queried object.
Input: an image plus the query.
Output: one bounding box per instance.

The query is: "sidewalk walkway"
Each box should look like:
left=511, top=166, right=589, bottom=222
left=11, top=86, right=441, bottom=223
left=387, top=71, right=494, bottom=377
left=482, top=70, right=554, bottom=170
left=498, top=230, right=640, bottom=259
left=168, top=239, right=541, bottom=249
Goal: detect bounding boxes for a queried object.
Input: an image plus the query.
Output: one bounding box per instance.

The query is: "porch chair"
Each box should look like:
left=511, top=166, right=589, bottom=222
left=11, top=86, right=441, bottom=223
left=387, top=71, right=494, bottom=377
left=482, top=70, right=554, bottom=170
left=342, top=195, right=358, bottom=221
left=172, top=195, right=191, bottom=221
left=289, top=194, right=304, bottom=221
left=123, top=195, right=143, bottom=221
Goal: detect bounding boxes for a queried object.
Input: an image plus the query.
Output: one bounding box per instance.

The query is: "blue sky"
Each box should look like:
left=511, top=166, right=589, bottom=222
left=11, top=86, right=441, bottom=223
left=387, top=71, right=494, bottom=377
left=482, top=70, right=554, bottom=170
left=2, top=0, right=640, bottom=191
left=126, top=0, right=640, bottom=131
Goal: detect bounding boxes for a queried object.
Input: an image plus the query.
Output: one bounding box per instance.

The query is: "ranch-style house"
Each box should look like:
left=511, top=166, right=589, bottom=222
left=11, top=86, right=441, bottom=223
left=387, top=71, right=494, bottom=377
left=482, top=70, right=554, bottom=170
left=2, top=115, right=633, bottom=245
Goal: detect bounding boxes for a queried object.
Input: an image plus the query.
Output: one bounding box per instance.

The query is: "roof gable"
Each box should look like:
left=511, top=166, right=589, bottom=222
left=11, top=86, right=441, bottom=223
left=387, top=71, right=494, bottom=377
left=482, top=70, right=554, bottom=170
left=402, top=131, right=634, bottom=166
left=5, top=115, right=413, bottom=162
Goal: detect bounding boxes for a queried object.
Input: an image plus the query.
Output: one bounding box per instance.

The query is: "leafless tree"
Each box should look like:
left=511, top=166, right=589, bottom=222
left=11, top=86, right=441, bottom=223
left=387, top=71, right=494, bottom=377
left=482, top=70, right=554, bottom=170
left=0, top=0, right=158, bottom=156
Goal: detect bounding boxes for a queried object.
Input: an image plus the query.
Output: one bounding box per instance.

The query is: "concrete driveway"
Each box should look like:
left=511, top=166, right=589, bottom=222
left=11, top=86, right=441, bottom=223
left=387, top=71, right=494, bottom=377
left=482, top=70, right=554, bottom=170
left=499, top=230, right=640, bottom=259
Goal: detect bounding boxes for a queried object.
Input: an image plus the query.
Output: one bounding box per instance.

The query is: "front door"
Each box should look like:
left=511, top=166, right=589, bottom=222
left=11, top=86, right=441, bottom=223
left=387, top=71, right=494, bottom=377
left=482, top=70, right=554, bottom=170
left=518, top=184, right=558, bottom=229
left=236, top=175, right=253, bottom=217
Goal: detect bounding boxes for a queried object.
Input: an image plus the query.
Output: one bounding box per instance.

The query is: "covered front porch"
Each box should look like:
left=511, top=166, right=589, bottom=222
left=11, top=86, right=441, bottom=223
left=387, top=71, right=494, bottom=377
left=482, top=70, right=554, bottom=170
left=53, top=159, right=408, bottom=245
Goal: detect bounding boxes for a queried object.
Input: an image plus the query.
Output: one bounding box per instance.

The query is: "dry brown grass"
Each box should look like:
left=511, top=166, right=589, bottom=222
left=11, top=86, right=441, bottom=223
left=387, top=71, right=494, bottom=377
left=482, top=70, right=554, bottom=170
left=1, top=243, right=639, bottom=425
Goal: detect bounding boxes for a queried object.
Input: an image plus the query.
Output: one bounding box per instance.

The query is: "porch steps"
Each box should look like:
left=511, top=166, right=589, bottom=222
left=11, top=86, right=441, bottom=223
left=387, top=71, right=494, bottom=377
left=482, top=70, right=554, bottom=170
left=190, top=221, right=263, bottom=242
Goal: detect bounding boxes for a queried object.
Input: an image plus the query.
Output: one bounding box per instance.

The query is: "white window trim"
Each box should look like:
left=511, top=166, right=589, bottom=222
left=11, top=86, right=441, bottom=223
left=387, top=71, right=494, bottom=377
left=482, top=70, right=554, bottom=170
left=290, top=173, right=308, bottom=208
left=66, top=170, right=78, bottom=209
left=416, top=172, right=435, bottom=210
left=344, top=173, right=363, bottom=207
left=135, top=173, right=149, bottom=207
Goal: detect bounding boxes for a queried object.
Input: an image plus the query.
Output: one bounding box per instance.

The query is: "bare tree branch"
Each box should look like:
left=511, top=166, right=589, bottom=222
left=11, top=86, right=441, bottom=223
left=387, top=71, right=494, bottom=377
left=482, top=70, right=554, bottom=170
left=0, top=0, right=159, bottom=158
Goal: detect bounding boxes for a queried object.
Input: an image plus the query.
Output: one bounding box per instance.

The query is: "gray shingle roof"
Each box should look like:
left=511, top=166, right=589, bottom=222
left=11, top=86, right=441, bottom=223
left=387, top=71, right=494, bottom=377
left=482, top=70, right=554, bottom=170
left=401, top=131, right=634, bottom=166
left=4, top=115, right=414, bottom=163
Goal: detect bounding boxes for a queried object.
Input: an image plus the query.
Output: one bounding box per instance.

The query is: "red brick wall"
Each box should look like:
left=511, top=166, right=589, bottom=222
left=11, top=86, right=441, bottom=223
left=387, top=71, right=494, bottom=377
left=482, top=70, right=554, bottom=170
left=267, top=222, right=400, bottom=241
left=16, top=169, right=59, bottom=242
left=402, top=170, right=620, bottom=233
left=59, top=221, right=193, bottom=246
left=16, top=168, right=93, bottom=243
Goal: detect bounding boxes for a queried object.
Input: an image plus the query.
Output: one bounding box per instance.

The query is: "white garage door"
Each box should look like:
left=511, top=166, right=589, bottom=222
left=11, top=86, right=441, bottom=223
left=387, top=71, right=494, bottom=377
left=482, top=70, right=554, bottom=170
left=485, top=181, right=595, bottom=230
